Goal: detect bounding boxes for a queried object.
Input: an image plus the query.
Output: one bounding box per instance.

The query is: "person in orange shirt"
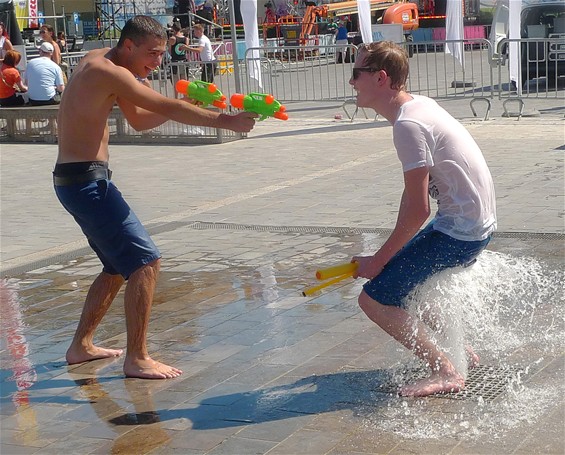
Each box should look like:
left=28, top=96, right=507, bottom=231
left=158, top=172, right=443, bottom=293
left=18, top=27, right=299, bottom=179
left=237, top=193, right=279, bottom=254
left=0, top=50, right=27, bottom=106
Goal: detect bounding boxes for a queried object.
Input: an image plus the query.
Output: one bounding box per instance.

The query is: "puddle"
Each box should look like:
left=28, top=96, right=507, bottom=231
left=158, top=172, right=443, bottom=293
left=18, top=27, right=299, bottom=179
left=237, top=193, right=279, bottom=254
left=0, top=229, right=563, bottom=448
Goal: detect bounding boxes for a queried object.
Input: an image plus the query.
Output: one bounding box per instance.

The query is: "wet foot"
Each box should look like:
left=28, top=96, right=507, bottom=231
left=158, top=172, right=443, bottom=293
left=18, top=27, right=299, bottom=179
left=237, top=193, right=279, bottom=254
left=66, top=345, right=123, bottom=365
left=399, top=371, right=465, bottom=397
left=123, top=356, right=183, bottom=379
left=466, top=346, right=480, bottom=369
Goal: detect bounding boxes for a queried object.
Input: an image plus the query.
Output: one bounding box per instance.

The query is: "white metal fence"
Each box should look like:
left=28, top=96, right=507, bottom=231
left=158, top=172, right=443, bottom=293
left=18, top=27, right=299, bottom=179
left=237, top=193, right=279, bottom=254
left=6, top=36, right=561, bottom=143
left=62, top=36, right=564, bottom=105
left=495, top=36, right=565, bottom=99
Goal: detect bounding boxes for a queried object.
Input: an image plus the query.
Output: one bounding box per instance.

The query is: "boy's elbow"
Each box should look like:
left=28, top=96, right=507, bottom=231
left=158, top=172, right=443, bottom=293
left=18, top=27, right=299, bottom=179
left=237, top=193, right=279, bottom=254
left=420, top=205, right=431, bottom=222
left=128, top=120, right=148, bottom=131
left=128, top=114, right=168, bottom=132
left=410, top=204, right=430, bottom=224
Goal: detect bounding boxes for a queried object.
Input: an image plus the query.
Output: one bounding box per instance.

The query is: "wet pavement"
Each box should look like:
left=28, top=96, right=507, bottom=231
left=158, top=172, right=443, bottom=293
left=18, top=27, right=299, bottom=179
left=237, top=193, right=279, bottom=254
left=1, top=98, right=564, bottom=454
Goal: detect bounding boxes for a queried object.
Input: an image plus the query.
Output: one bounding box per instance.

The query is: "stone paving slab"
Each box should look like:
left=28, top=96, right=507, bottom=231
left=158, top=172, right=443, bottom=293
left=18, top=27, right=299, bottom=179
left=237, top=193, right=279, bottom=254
left=0, top=226, right=563, bottom=454
left=1, top=99, right=564, bottom=454
left=1, top=100, right=564, bottom=272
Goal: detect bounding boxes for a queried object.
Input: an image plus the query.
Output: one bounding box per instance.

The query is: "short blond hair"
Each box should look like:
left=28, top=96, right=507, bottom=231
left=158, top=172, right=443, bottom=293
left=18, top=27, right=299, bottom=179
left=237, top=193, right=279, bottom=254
left=358, top=41, right=409, bottom=91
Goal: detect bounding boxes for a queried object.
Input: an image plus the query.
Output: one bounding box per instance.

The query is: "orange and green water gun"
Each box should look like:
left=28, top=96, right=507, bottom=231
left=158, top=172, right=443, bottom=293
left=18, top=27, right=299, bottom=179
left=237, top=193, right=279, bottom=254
left=175, top=80, right=227, bottom=109
left=230, top=92, right=288, bottom=121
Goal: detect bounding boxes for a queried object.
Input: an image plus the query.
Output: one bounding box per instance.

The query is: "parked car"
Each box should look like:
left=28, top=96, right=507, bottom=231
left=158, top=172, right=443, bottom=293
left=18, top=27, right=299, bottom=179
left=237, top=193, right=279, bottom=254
left=489, top=0, right=565, bottom=85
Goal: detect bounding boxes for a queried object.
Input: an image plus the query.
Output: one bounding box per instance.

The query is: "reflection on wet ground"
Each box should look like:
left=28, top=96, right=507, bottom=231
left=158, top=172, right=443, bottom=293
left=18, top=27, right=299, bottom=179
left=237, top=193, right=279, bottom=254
left=1, top=227, right=563, bottom=454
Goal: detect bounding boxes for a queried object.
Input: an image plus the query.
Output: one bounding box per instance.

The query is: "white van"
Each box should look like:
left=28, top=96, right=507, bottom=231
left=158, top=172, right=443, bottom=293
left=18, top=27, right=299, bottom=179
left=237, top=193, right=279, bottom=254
left=489, top=0, right=565, bottom=84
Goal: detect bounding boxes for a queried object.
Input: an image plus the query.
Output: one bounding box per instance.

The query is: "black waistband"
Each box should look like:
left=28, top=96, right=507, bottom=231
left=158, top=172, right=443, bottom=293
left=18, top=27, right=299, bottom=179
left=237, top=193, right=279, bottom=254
left=53, top=167, right=112, bottom=186
left=54, top=161, right=108, bottom=176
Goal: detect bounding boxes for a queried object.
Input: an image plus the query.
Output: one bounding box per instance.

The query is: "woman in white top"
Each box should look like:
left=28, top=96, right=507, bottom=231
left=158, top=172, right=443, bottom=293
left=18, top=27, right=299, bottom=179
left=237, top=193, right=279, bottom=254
left=0, top=22, right=14, bottom=62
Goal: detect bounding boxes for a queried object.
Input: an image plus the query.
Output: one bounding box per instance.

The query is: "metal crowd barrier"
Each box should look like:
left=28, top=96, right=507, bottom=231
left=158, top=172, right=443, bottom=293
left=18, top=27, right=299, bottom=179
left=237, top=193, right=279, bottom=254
left=403, top=38, right=494, bottom=99
left=240, top=41, right=496, bottom=102
left=58, top=36, right=563, bottom=108
left=242, top=44, right=358, bottom=101
left=495, top=36, right=565, bottom=99
left=0, top=105, right=243, bottom=144
left=236, top=38, right=562, bottom=103
left=64, top=51, right=89, bottom=75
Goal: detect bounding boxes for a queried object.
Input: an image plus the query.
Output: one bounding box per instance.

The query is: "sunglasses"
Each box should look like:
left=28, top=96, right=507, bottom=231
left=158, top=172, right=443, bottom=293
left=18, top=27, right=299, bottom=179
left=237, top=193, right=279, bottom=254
left=352, top=67, right=378, bottom=80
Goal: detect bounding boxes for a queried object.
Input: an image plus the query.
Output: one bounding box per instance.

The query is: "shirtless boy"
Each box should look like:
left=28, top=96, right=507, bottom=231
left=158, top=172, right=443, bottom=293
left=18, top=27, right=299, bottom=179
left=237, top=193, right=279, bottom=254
left=54, top=16, right=256, bottom=379
left=350, top=42, right=496, bottom=397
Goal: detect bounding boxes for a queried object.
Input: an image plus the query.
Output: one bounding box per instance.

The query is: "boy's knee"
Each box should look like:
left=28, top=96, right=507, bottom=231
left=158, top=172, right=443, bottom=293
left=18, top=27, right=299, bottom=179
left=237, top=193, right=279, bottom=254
left=102, top=271, right=126, bottom=286
left=130, top=258, right=161, bottom=280
left=149, top=257, right=161, bottom=271
left=358, top=291, right=395, bottom=328
left=358, top=290, right=379, bottom=313
left=359, top=290, right=392, bottom=314
left=144, top=258, right=161, bottom=277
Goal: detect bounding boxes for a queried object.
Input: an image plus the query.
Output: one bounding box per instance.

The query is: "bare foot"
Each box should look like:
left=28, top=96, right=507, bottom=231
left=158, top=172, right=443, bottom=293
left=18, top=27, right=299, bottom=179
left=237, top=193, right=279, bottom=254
left=66, top=345, right=123, bottom=365
left=399, top=371, right=465, bottom=397
left=123, top=355, right=182, bottom=379
left=466, top=346, right=480, bottom=369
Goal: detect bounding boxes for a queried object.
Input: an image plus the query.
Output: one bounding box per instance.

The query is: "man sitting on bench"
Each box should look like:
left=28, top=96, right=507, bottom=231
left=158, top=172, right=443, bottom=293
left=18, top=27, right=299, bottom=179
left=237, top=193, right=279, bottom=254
left=25, top=42, right=65, bottom=105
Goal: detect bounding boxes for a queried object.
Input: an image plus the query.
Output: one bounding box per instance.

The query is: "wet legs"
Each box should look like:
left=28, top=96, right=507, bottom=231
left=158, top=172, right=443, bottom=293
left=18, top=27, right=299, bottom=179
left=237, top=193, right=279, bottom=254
left=66, top=271, right=125, bottom=364
left=358, top=290, right=465, bottom=397
left=66, top=260, right=182, bottom=379
left=122, top=259, right=182, bottom=379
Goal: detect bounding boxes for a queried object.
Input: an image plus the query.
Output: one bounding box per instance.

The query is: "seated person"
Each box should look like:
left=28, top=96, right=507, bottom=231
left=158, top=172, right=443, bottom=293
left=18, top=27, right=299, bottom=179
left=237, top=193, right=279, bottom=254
left=0, top=50, right=27, bottom=106
left=25, top=42, right=65, bottom=105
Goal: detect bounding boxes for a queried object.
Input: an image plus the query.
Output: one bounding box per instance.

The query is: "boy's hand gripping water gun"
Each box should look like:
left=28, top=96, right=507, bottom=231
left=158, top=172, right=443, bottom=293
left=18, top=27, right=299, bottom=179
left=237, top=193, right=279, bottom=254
left=230, top=93, right=289, bottom=121
left=175, top=79, right=227, bottom=109
left=302, top=262, right=358, bottom=297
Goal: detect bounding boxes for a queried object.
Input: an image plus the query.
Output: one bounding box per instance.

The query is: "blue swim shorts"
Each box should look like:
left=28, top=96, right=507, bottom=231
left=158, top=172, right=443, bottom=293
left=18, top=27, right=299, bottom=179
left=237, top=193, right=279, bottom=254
left=54, top=174, right=161, bottom=279
left=363, top=223, right=491, bottom=308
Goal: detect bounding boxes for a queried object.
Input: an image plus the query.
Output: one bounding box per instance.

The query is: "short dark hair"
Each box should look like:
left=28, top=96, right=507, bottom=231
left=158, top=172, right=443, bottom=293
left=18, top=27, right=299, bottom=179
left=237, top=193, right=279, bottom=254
left=118, top=15, right=167, bottom=47
left=358, top=41, right=409, bottom=91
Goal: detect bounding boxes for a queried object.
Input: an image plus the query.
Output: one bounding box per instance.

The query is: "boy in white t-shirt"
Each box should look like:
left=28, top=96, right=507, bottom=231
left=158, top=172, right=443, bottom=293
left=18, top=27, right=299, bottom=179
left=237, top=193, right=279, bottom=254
left=349, top=41, right=497, bottom=397
left=187, top=23, right=217, bottom=83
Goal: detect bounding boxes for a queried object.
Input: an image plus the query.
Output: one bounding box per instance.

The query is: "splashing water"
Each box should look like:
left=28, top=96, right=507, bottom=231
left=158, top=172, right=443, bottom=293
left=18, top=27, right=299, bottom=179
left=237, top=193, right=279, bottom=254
left=366, top=384, right=559, bottom=440
left=407, top=250, right=564, bottom=367
left=362, top=250, right=564, bottom=439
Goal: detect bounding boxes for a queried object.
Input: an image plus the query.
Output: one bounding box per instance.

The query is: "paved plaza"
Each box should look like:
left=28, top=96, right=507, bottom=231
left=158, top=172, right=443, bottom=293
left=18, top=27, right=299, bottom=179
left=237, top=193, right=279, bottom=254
left=1, top=98, right=564, bottom=454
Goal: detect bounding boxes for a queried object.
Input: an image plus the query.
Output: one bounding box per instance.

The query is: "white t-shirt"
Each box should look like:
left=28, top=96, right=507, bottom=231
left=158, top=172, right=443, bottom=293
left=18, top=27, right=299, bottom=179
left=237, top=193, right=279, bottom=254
left=0, top=36, right=7, bottom=59
left=393, top=95, right=497, bottom=241
left=25, top=56, right=64, bottom=101
left=198, top=34, right=214, bottom=62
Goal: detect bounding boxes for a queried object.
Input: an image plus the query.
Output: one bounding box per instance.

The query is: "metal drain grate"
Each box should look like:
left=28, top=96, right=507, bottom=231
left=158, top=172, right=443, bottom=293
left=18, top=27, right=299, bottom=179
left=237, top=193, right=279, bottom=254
left=445, top=365, right=526, bottom=401
left=2, top=219, right=562, bottom=277
left=186, top=222, right=564, bottom=241
left=378, top=365, right=526, bottom=402
left=187, top=221, right=388, bottom=236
